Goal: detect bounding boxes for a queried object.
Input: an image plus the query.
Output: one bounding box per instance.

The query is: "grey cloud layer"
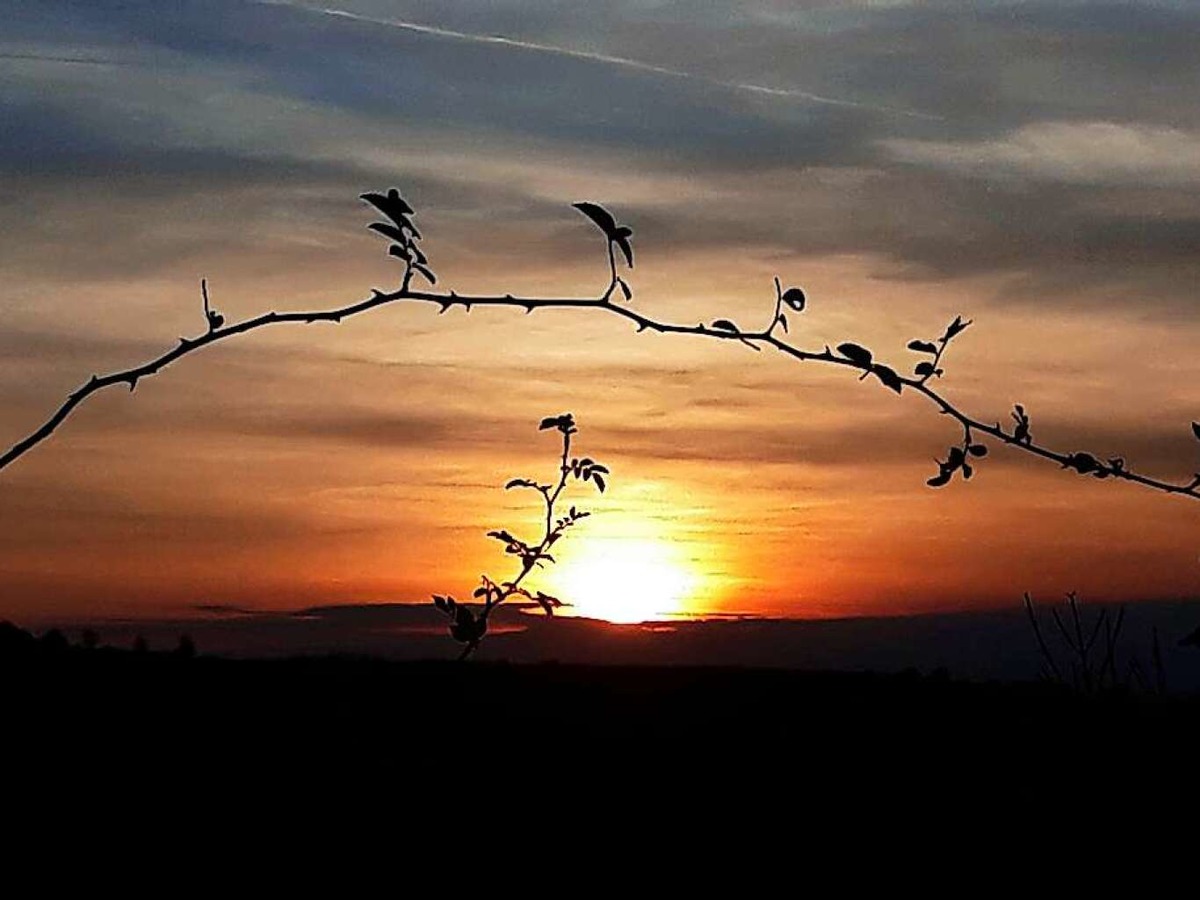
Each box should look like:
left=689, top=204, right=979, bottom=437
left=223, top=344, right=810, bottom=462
left=3, top=0, right=1198, bottom=310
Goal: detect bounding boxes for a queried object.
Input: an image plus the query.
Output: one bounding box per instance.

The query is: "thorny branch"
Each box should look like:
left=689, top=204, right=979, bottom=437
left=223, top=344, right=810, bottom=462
left=3, top=188, right=1200, bottom=503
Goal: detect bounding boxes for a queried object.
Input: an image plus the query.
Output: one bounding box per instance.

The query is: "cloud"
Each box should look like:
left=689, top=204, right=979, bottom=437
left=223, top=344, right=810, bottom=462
left=883, top=122, right=1200, bottom=187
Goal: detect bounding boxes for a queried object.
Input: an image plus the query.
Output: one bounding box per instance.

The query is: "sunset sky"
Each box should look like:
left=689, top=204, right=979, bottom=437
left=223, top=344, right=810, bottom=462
left=2, top=0, right=1198, bottom=626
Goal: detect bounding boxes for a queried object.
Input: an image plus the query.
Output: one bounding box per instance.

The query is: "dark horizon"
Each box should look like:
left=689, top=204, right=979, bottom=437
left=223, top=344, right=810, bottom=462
left=13, top=596, right=1199, bottom=691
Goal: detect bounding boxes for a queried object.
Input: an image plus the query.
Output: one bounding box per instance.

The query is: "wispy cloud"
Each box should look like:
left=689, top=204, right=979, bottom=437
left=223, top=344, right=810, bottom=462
left=883, top=121, right=1200, bottom=186
left=252, top=0, right=941, bottom=120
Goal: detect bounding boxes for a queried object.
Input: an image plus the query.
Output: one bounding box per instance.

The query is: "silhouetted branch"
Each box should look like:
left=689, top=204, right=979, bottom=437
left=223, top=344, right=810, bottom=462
left=1026, top=591, right=1127, bottom=693
left=432, top=413, right=605, bottom=658
left=4, top=189, right=1199, bottom=505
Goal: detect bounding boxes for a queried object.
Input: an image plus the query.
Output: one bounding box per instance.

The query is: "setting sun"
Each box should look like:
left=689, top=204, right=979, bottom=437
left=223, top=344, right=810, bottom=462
left=550, top=539, right=697, bottom=624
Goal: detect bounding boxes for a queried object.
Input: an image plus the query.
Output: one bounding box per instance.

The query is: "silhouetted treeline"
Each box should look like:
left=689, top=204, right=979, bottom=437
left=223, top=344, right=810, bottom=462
left=0, top=620, right=197, bottom=660
left=3, top=620, right=1197, bottom=814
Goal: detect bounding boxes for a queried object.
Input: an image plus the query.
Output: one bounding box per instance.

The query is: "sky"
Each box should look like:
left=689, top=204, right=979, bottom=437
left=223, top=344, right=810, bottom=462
left=1, top=0, right=1198, bottom=625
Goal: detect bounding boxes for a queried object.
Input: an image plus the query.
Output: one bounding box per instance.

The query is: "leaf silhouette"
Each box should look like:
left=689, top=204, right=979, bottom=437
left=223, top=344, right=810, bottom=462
left=1064, top=452, right=1101, bottom=474
left=872, top=364, right=903, bottom=394
left=927, top=470, right=952, bottom=488
left=614, top=236, right=634, bottom=268
left=778, top=313, right=788, bottom=333
left=572, top=202, right=619, bottom=238
left=360, top=188, right=414, bottom=222
left=618, top=278, right=632, bottom=301
left=613, top=226, right=634, bottom=267
left=1192, top=421, right=1200, bottom=441
left=837, top=343, right=873, bottom=367
left=781, top=287, right=806, bottom=312
left=907, top=340, right=937, bottom=354
left=413, top=264, right=437, bottom=285
left=711, top=319, right=739, bottom=332
left=593, top=474, right=606, bottom=493
left=369, top=222, right=409, bottom=244
left=534, top=591, right=562, bottom=615
left=968, top=444, right=988, bottom=457
left=914, top=361, right=936, bottom=377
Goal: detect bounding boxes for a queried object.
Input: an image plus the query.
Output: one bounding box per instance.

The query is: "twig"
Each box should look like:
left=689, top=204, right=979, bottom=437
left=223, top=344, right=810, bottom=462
left=433, top=413, right=604, bottom=658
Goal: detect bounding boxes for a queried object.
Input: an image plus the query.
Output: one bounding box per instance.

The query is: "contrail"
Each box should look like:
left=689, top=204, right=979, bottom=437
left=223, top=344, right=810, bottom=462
left=251, top=0, right=941, bottom=121
left=0, top=51, right=147, bottom=68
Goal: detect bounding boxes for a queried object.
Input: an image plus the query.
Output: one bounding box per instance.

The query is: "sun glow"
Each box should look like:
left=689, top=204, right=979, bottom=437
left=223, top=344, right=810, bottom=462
left=551, top=538, right=697, bottom=624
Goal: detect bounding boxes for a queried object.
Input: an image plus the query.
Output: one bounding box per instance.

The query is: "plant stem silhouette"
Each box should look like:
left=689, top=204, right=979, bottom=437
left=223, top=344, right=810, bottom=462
left=433, top=413, right=606, bottom=658
left=3, top=188, right=1199, bottom=503
left=1023, top=591, right=1169, bottom=695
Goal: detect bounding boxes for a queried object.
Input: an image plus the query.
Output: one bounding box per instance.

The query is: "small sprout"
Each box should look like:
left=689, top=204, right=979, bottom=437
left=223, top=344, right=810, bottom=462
left=1012, top=404, right=1032, bottom=445
left=200, top=279, right=224, bottom=332
left=927, top=432, right=986, bottom=489
left=364, top=188, right=435, bottom=289
left=434, top=413, right=608, bottom=658
left=941, top=315, right=972, bottom=341
left=539, top=413, right=577, bottom=434
left=573, top=201, right=634, bottom=267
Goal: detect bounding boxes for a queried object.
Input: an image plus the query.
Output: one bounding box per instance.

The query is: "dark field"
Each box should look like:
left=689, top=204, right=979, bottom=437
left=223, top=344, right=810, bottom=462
left=6, top=635, right=1197, bottom=819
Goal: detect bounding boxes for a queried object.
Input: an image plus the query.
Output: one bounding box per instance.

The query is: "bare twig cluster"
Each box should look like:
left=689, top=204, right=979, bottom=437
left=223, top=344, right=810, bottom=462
left=1023, top=591, right=1166, bottom=695
left=432, top=413, right=607, bottom=658
left=3, top=187, right=1199, bottom=506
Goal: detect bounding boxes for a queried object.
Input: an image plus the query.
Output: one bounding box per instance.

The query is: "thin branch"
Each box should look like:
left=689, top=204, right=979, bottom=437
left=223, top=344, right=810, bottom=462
left=438, top=414, right=597, bottom=658
left=5, top=190, right=1200, bottom=505
left=1023, top=592, right=1063, bottom=684
left=5, top=281, right=1200, bottom=500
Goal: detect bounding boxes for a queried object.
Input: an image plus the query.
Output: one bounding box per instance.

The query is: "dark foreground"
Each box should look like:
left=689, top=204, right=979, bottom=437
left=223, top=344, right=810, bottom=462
left=5, top=642, right=1197, bottom=820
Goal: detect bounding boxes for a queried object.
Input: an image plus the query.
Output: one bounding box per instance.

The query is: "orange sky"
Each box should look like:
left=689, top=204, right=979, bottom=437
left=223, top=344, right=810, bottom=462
left=2, top=1, right=1199, bottom=624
